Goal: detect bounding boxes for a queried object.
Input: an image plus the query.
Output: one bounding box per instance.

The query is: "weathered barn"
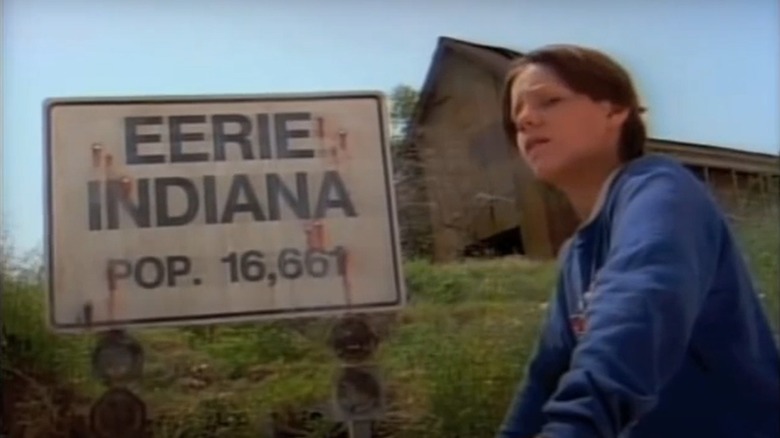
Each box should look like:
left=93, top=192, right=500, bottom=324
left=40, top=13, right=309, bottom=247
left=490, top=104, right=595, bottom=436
left=397, top=36, right=780, bottom=262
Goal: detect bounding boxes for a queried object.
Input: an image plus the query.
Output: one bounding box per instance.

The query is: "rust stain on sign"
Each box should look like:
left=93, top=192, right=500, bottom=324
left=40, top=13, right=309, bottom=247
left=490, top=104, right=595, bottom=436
left=82, top=302, right=94, bottom=328
left=338, top=130, right=348, bottom=152
left=333, top=129, right=351, bottom=165
left=305, top=220, right=326, bottom=250
left=340, top=247, right=353, bottom=307
left=105, top=262, right=118, bottom=321
left=120, top=176, right=133, bottom=199
left=102, top=152, right=116, bottom=181
left=317, top=121, right=352, bottom=167
left=316, top=116, right=325, bottom=139
left=91, top=143, right=103, bottom=168
left=100, top=150, right=127, bottom=322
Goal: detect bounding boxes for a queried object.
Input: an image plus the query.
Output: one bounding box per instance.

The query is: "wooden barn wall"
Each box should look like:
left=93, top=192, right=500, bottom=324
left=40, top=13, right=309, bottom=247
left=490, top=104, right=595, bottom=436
left=706, top=167, right=741, bottom=207
left=649, top=142, right=779, bottom=220
left=696, top=166, right=780, bottom=218
left=415, top=51, right=537, bottom=261
left=730, top=171, right=768, bottom=214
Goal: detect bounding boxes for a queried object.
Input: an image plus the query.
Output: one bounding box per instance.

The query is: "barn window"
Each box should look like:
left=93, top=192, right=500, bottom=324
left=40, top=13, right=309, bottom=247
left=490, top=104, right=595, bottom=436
left=462, top=227, right=525, bottom=258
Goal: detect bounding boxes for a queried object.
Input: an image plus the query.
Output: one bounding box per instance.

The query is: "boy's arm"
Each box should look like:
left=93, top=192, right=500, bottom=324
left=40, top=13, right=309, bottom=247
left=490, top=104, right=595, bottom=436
left=538, top=168, right=721, bottom=438
left=497, top=277, right=574, bottom=438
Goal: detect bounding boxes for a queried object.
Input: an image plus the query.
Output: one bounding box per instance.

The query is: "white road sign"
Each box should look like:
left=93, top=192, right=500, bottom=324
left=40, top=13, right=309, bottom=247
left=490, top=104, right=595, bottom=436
left=44, top=92, right=406, bottom=332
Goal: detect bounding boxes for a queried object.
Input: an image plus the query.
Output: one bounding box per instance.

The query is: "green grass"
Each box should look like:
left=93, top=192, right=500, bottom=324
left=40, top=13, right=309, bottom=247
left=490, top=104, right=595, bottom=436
left=1, top=213, right=777, bottom=437
left=735, top=212, right=780, bottom=331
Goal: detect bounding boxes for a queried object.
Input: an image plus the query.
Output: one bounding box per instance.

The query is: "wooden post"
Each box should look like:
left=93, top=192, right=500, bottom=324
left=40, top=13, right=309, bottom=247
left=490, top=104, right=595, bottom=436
left=730, top=169, right=741, bottom=214
left=762, top=174, right=770, bottom=212
left=348, top=420, right=373, bottom=438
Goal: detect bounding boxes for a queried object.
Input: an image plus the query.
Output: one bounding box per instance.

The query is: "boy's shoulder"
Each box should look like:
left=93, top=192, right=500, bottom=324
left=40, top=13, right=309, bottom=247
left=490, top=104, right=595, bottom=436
left=607, top=153, right=713, bottom=207
left=617, top=153, right=698, bottom=184
left=596, top=153, right=725, bottom=234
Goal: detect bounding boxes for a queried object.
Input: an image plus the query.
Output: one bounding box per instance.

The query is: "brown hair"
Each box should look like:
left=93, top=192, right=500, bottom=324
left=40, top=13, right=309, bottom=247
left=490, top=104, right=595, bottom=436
left=501, top=44, right=647, bottom=162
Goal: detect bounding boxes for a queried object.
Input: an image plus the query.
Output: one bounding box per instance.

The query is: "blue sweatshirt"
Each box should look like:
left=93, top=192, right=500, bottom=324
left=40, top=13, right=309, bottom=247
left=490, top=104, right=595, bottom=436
left=498, top=154, right=780, bottom=438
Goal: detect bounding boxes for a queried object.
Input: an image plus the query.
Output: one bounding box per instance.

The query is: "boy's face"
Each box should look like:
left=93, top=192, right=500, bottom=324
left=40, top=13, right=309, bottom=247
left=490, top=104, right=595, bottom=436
left=508, top=63, right=628, bottom=185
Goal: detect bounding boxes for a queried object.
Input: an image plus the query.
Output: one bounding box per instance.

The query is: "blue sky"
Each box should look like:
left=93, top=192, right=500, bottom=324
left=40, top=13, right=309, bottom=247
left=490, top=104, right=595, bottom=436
left=3, top=0, right=778, bottom=253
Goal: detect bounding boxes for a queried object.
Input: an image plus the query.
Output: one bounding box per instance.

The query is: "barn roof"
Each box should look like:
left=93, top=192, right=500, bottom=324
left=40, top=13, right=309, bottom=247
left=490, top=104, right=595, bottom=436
left=407, top=36, right=779, bottom=174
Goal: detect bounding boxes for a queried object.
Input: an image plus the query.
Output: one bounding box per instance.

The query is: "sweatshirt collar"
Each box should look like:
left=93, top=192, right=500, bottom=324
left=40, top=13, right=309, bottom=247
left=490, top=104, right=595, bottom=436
left=577, top=165, right=625, bottom=231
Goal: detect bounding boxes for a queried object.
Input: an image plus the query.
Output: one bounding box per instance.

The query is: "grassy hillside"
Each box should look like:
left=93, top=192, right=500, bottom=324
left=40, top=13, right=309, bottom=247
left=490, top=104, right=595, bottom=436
left=2, top=213, right=777, bottom=437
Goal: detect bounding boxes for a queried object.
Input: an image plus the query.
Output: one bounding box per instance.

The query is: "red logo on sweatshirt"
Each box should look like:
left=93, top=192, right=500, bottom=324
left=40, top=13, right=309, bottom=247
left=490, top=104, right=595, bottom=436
left=570, top=314, right=587, bottom=337
left=571, top=287, right=595, bottom=338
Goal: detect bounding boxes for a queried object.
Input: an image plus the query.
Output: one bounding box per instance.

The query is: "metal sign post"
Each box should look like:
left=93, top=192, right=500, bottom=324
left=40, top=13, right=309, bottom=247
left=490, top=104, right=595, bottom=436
left=88, top=329, right=147, bottom=437
left=347, top=419, right=373, bottom=438
left=328, top=314, right=385, bottom=437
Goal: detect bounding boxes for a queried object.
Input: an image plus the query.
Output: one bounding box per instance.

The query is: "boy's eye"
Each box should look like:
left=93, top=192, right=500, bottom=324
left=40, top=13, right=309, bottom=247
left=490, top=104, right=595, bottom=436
left=544, top=97, right=563, bottom=106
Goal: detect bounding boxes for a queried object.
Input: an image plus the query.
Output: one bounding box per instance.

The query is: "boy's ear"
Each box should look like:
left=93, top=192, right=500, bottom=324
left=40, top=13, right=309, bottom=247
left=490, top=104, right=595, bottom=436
left=603, top=102, right=630, bottom=128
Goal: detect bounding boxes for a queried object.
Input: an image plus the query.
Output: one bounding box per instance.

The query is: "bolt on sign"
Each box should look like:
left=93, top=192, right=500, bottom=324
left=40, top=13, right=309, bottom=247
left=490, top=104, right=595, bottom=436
left=44, top=92, right=406, bottom=332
